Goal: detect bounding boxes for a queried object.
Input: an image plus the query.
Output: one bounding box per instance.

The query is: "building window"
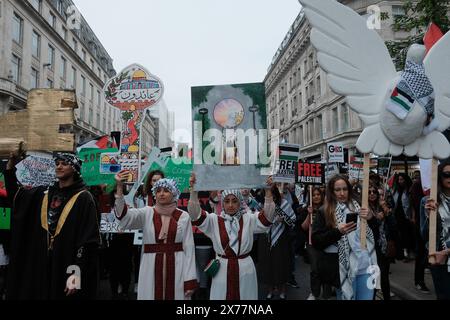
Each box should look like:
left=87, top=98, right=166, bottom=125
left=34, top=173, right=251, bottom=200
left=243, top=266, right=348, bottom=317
left=90, top=59, right=95, bottom=70
left=97, top=67, right=101, bottom=78
left=73, top=38, right=78, bottom=53
left=342, top=104, right=349, bottom=131
left=82, top=49, right=86, bottom=61
left=47, top=45, right=55, bottom=70
left=89, top=107, right=93, bottom=125
left=316, top=115, right=323, bottom=140
left=90, top=83, right=94, bottom=101
left=71, top=67, right=77, bottom=89
left=332, top=108, right=339, bottom=134
left=13, top=13, right=23, bottom=44
left=62, top=26, right=67, bottom=41
left=30, top=0, right=42, bottom=13
left=97, top=90, right=101, bottom=105
left=298, top=92, right=302, bottom=111
left=49, top=12, right=56, bottom=28
left=81, top=75, right=86, bottom=95
left=11, top=55, right=21, bottom=83
left=30, top=68, right=39, bottom=89
left=79, top=102, right=84, bottom=121
left=316, top=76, right=321, bottom=97
left=32, top=31, right=41, bottom=58
left=60, top=56, right=66, bottom=80
left=298, top=126, right=303, bottom=147
left=56, top=0, right=63, bottom=15
left=47, top=78, right=54, bottom=88
left=96, top=112, right=100, bottom=128
left=392, top=5, right=406, bottom=18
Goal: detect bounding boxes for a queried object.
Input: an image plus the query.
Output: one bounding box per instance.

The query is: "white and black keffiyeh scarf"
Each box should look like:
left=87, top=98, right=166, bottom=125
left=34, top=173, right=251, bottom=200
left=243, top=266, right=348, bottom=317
left=268, top=199, right=296, bottom=248
left=336, top=201, right=378, bottom=300
left=438, top=194, right=450, bottom=251
left=220, top=190, right=247, bottom=255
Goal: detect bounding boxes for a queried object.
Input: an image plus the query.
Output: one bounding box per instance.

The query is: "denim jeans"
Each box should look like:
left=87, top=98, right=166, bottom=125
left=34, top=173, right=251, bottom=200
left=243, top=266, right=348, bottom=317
left=336, top=274, right=374, bottom=300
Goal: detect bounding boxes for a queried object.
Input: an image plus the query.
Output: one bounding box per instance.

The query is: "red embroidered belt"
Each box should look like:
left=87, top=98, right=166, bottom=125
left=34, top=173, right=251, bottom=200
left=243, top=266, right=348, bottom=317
left=144, top=243, right=183, bottom=254
left=218, top=253, right=250, bottom=260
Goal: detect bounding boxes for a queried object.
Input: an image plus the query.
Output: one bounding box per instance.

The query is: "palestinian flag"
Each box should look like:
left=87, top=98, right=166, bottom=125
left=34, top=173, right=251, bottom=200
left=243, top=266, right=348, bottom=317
left=279, top=144, right=300, bottom=161
left=386, top=86, right=414, bottom=120
left=76, top=135, right=118, bottom=153
left=424, top=22, right=444, bottom=54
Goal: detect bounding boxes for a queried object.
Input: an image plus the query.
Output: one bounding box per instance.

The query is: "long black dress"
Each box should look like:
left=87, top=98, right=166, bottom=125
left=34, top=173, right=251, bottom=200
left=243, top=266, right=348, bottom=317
left=5, top=169, right=100, bottom=300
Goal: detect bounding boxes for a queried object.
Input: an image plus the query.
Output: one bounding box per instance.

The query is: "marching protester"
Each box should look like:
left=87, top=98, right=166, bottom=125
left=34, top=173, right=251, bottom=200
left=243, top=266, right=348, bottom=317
left=300, top=186, right=328, bottom=300
left=421, top=159, right=450, bottom=300
left=391, top=173, right=415, bottom=262
left=113, top=170, right=198, bottom=300
left=188, top=174, right=276, bottom=300
left=367, top=182, right=397, bottom=300
left=133, top=170, right=165, bottom=293
left=143, top=170, right=165, bottom=206
left=0, top=190, right=10, bottom=300
left=192, top=191, right=216, bottom=300
left=410, top=171, right=430, bottom=293
left=106, top=189, right=134, bottom=300
left=258, top=184, right=297, bottom=300
left=5, top=151, right=100, bottom=300
left=312, top=175, right=379, bottom=300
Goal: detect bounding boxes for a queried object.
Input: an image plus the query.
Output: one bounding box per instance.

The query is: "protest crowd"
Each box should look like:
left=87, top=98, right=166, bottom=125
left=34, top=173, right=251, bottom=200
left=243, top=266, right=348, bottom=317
left=0, top=147, right=449, bottom=301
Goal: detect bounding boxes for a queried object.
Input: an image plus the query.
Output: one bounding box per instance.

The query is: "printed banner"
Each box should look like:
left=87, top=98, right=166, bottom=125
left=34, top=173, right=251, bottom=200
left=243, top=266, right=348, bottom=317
left=0, top=207, right=10, bottom=230
left=147, top=158, right=193, bottom=193
left=297, top=161, right=325, bottom=185
left=327, top=142, right=345, bottom=163
left=274, top=144, right=300, bottom=183
left=349, top=156, right=364, bottom=181
left=325, top=163, right=340, bottom=184
left=15, top=153, right=55, bottom=188
left=78, top=148, right=118, bottom=186
left=100, top=152, right=122, bottom=175
left=192, top=82, right=271, bottom=191
left=104, top=64, right=165, bottom=183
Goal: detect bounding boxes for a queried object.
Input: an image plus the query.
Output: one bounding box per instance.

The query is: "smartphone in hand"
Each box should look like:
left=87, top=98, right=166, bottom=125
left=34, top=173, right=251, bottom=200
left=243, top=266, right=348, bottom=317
left=346, top=212, right=358, bottom=224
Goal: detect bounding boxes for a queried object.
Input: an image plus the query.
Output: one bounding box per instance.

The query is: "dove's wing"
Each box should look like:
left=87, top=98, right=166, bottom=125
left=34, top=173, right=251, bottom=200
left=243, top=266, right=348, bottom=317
left=300, top=0, right=398, bottom=125
left=424, top=31, right=450, bottom=132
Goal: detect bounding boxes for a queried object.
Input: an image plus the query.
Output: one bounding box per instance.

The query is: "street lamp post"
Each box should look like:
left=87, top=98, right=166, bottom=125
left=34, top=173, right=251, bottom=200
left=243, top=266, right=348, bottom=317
left=199, top=108, right=208, bottom=136
left=249, top=105, right=259, bottom=131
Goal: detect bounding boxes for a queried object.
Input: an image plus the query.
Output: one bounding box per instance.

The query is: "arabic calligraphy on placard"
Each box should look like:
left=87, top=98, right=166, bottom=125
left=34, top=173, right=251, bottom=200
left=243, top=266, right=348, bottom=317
left=104, top=64, right=164, bottom=111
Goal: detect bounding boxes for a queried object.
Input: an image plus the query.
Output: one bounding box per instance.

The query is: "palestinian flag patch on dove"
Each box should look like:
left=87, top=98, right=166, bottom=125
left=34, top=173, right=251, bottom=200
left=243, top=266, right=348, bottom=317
left=386, top=86, right=415, bottom=120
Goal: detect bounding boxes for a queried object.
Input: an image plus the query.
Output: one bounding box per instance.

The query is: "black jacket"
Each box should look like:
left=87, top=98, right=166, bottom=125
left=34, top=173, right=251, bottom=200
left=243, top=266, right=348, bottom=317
left=311, top=207, right=342, bottom=251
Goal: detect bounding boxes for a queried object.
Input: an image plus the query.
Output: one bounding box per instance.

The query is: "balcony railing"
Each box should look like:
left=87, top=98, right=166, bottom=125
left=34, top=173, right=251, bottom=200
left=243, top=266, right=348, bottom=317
left=0, top=77, right=28, bottom=100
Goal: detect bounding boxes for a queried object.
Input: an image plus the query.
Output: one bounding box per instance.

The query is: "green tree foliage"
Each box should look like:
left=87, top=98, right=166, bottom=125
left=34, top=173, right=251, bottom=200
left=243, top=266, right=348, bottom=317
left=384, top=0, right=450, bottom=69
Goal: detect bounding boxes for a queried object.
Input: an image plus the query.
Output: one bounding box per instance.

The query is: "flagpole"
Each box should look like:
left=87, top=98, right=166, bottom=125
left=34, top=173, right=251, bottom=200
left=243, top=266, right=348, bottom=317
left=138, top=110, right=147, bottom=185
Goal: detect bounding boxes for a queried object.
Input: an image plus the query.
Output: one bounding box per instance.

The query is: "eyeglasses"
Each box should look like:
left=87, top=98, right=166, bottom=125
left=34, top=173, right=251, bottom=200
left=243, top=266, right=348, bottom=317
left=442, top=171, right=450, bottom=179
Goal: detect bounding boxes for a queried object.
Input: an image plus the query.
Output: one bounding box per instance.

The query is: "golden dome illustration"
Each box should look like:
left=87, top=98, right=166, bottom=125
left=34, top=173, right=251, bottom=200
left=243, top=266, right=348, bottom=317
left=132, top=69, right=146, bottom=80
left=128, top=145, right=139, bottom=153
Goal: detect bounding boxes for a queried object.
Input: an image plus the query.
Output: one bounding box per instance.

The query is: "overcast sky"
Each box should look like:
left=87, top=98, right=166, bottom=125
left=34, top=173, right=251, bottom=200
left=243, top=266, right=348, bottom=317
left=72, top=0, right=301, bottom=144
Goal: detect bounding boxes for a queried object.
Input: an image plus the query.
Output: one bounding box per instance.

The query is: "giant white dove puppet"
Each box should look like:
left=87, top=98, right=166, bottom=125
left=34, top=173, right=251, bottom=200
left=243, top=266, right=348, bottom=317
left=298, top=0, right=450, bottom=160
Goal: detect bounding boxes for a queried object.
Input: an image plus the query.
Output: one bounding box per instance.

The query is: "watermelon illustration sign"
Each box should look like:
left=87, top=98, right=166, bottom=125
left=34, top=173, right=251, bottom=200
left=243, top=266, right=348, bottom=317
left=104, top=64, right=164, bottom=183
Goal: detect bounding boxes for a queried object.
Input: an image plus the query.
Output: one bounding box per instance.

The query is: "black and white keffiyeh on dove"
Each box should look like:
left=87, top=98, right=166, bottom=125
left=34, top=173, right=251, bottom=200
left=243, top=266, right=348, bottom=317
left=298, top=0, right=450, bottom=160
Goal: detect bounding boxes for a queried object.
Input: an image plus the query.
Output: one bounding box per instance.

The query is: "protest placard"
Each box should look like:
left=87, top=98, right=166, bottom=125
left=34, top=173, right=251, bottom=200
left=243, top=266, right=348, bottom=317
left=15, top=153, right=55, bottom=188
left=78, top=148, right=118, bottom=187
left=297, top=162, right=325, bottom=185
left=274, top=144, right=300, bottom=183
left=327, top=142, right=345, bottom=163
left=0, top=207, right=11, bottom=230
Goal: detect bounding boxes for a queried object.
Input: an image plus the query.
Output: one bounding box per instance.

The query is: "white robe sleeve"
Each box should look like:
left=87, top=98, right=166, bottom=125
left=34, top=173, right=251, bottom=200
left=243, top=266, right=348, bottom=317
left=188, top=191, right=215, bottom=238
left=114, top=196, right=147, bottom=230
left=252, top=196, right=275, bottom=234
left=181, top=215, right=199, bottom=294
